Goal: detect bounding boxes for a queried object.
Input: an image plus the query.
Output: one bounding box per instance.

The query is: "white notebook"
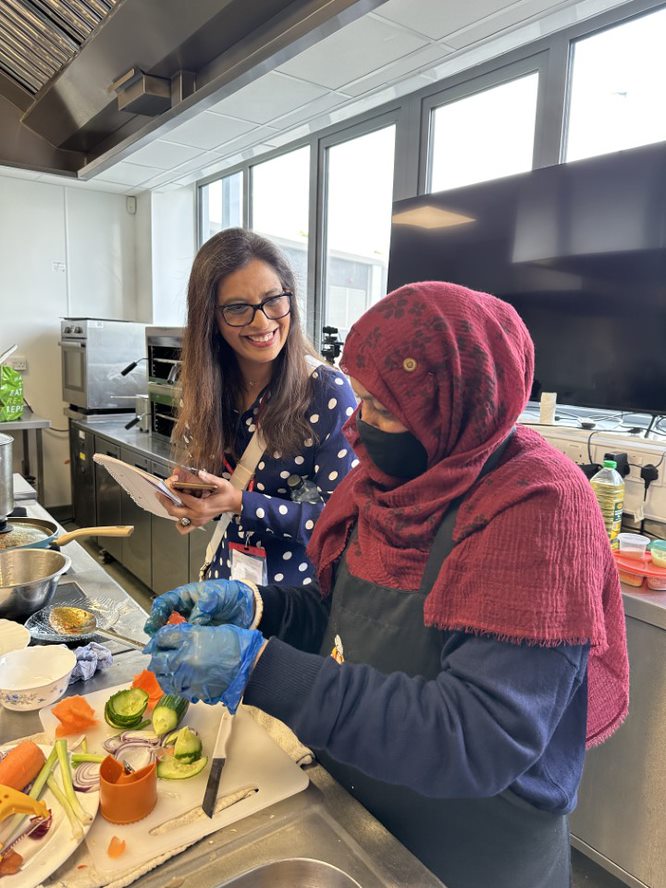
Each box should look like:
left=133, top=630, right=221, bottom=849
left=93, top=453, right=183, bottom=520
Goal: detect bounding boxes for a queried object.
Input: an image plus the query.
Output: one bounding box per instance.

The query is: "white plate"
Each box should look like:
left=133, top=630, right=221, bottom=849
left=0, top=620, right=30, bottom=655
left=0, top=742, right=99, bottom=887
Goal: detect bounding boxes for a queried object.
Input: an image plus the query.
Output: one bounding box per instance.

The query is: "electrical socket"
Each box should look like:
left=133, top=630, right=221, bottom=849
left=6, top=354, right=27, bottom=371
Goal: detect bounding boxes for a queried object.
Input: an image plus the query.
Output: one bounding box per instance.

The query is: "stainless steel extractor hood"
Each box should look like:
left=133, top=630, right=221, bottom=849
left=0, top=0, right=385, bottom=179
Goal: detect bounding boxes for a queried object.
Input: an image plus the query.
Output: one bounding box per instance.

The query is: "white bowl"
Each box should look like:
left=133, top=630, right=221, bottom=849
left=0, top=645, right=76, bottom=711
left=0, top=619, right=30, bottom=655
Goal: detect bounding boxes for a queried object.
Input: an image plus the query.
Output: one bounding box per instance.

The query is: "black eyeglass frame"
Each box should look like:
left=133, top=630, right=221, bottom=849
left=216, top=291, right=293, bottom=327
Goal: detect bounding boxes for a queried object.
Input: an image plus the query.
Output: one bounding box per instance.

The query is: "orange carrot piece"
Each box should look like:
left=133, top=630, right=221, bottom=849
left=52, top=696, right=97, bottom=736
left=107, top=836, right=126, bottom=858
left=52, top=695, right=97, bottom=722
left=167, top=611, right=187, bottom=625
left=0, top=740, right=46, bottom=792
left=131, top=669, right=163, bottom=709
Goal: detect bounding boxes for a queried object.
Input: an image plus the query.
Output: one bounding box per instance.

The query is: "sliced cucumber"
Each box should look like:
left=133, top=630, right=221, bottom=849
left=104, top=688, right=149, bottom=729
left=157, top=756, right=208, bottom=780
left=152, top=694, right=189, bottom=735
left=164, top=726, right=203, bottom=764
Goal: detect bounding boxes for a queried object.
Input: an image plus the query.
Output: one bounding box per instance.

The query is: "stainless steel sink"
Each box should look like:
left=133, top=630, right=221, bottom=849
left=216, top=858, right=362, bottom=887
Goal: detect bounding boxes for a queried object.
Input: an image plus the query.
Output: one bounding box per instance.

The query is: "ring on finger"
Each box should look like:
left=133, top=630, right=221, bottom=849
left=179, top=516, right=192, bottom=528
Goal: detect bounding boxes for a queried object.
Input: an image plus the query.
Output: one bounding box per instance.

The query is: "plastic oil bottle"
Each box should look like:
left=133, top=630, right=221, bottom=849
left=590, top=459, right=625, bottom=540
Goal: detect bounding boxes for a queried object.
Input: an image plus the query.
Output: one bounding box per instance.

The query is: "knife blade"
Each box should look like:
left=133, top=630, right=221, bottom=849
left=202, top=711, right=233, bottom=818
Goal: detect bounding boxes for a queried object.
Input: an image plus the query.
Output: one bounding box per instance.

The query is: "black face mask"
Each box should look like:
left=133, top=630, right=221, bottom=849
left=357, top=418, right=428, bottom=480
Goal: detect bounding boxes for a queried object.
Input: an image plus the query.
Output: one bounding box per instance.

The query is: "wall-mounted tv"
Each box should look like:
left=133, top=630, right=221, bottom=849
left=387, top=142, right=666, bottom=414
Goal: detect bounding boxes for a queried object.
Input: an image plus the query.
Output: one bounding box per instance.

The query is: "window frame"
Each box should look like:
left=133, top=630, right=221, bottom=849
left=195, top=0, right=666, bottom=347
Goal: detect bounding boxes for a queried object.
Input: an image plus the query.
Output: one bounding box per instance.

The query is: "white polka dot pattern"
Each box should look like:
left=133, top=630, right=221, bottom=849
left=207, top=362, right=357, bottom=586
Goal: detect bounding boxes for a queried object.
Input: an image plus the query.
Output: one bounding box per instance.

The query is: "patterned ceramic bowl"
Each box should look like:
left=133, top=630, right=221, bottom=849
left=0, top=644, right=76, bottom=710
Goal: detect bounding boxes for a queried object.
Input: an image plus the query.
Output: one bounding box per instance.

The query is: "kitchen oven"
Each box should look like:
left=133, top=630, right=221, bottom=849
left=146, top=326, right=184, bottom=439
left=60, top=319, right=146, bottom=412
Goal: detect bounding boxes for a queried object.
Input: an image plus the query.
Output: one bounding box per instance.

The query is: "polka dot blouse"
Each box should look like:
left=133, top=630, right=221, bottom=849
left=206, top=364, right=358, bottom=586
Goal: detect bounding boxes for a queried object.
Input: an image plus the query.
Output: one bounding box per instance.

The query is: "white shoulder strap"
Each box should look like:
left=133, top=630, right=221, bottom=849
left=199, top=357, right=324, bottom=580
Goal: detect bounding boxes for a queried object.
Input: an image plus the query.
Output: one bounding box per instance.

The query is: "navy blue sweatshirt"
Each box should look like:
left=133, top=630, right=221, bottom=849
left=244, top=581, right=589, bottom=813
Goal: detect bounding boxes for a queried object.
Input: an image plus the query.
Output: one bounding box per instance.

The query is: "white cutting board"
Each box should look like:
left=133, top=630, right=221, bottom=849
left=40, top=683, right=309, bottom=881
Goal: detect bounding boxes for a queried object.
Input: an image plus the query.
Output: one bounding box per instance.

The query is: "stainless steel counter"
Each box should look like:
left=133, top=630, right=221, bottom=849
left=71, top=417, right=175, bottom=465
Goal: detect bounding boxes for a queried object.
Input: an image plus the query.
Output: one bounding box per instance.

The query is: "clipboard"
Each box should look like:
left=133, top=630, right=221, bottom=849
left=93, top=453, right=183, bottom=520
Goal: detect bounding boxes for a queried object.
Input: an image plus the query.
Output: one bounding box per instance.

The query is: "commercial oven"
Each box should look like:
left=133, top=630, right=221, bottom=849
left=60, top=318, right=146, bottom=412
left=146, top=326, right=184, bottom=439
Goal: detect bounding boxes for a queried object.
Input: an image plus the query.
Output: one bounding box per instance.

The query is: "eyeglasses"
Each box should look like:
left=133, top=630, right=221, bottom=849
left=216, top=291, right=292, bottom=327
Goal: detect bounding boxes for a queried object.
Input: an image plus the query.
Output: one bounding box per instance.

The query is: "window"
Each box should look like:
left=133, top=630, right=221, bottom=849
left=251, top=146, right=310, bottom=315
left=566, top=7, right=666, bottom=162
left=324, top=125, right=395, bottom=338
left=199, top=171, right=243, bottom=242
left=429, top=73, right=539, bottom=192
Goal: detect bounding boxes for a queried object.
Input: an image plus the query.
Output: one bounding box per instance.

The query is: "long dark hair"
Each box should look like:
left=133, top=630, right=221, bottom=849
left=173, top=228, right=319, bottom=470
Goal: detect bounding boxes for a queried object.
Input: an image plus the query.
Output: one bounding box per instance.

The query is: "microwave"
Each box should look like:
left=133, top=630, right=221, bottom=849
left=60, top=318, right=147, bottom=412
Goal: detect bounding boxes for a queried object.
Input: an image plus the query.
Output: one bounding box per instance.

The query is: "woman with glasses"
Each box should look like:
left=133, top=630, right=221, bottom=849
left=159, top=227, right=357, bottom=589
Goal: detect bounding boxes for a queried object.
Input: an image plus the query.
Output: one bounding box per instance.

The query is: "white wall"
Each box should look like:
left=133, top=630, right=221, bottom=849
left=151, top=187, right=196, bottom=326
left=0, top=175, right=140, bottom=507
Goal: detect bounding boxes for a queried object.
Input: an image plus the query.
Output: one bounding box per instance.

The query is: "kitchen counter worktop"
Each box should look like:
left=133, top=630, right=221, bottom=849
left=70, top=416, right=175, bottom=464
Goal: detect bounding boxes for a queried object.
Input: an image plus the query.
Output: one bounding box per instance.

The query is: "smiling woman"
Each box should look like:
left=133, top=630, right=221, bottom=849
left=160, top=228, right=358, bottom=588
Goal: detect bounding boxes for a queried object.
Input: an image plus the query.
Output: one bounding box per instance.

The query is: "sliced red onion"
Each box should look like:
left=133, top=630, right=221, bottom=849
left=73, top=761, right=101, bottom=792
left=28, top=813, right=53, bottom=840
left=103, top=730, right=161, bottom=754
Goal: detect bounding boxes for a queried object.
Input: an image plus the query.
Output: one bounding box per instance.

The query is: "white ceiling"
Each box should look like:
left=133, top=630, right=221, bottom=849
left=1, top=0, right=630, bottom=194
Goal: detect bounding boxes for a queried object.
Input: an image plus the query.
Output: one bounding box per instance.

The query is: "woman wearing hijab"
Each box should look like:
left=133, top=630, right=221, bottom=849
left=144, top=281, right=629, bottom=888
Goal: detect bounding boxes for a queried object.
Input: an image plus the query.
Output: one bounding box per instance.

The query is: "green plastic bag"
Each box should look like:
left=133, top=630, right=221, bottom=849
left=0, top=365, right=23, bottom=421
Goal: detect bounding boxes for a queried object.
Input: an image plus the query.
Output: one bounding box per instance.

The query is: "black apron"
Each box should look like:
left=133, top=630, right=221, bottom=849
left=317, top=434, right=572, bottom=888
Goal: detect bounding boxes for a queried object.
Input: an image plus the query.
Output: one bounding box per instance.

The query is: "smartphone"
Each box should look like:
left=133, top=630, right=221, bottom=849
left=171, top=481, right=218, bottom=493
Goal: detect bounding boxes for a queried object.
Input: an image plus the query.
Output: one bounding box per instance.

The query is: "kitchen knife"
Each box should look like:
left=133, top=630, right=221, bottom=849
left=202, top=711, right=233, bottom=818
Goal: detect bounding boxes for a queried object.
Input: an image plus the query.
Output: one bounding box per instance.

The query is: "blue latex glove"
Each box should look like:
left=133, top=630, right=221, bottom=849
left=143, top=580, right=255, bottom=636
left=143, top=623, right=265, bottom=712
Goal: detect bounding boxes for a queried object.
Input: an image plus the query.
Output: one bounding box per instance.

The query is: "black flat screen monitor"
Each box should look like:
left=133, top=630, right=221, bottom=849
left=387, top=142, right=666, bottom=414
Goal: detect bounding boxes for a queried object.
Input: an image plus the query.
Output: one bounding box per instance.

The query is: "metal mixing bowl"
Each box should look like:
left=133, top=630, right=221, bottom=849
left=0, top=549, right=72, bottom=620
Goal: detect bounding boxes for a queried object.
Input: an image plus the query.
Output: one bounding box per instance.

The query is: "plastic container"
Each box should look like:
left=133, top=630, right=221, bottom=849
left=590, top=459, right=625, bottom=540
left=647, top=576, right=666, bottom=591
left=649, top=540, right=666, bottom=568
left=618, top=570, right=645, bottom=588
left=616, top=533, right=650, bottom=560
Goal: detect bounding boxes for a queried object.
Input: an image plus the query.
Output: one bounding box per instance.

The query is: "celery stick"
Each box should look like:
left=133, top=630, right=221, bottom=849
left=81, top=737, right=88, bottom=753
left=71, top=753, right=105, bottom=764
left=47, top=774, right=83, bottom=841
left=55, top=739, right=92, bottom=825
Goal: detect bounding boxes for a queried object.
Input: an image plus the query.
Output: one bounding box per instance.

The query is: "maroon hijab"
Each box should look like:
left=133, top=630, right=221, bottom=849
left=308, top=281, right=628, bottom=747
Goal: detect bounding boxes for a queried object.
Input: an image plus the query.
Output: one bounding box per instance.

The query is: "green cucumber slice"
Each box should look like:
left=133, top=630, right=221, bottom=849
left=104, top=688, right=149, bottom=729
left=157, top=756, right=208, bottom=780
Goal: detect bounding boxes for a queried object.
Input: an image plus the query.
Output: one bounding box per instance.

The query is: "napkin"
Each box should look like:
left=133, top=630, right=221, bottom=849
left=68, top=643, right=113, bottom=684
